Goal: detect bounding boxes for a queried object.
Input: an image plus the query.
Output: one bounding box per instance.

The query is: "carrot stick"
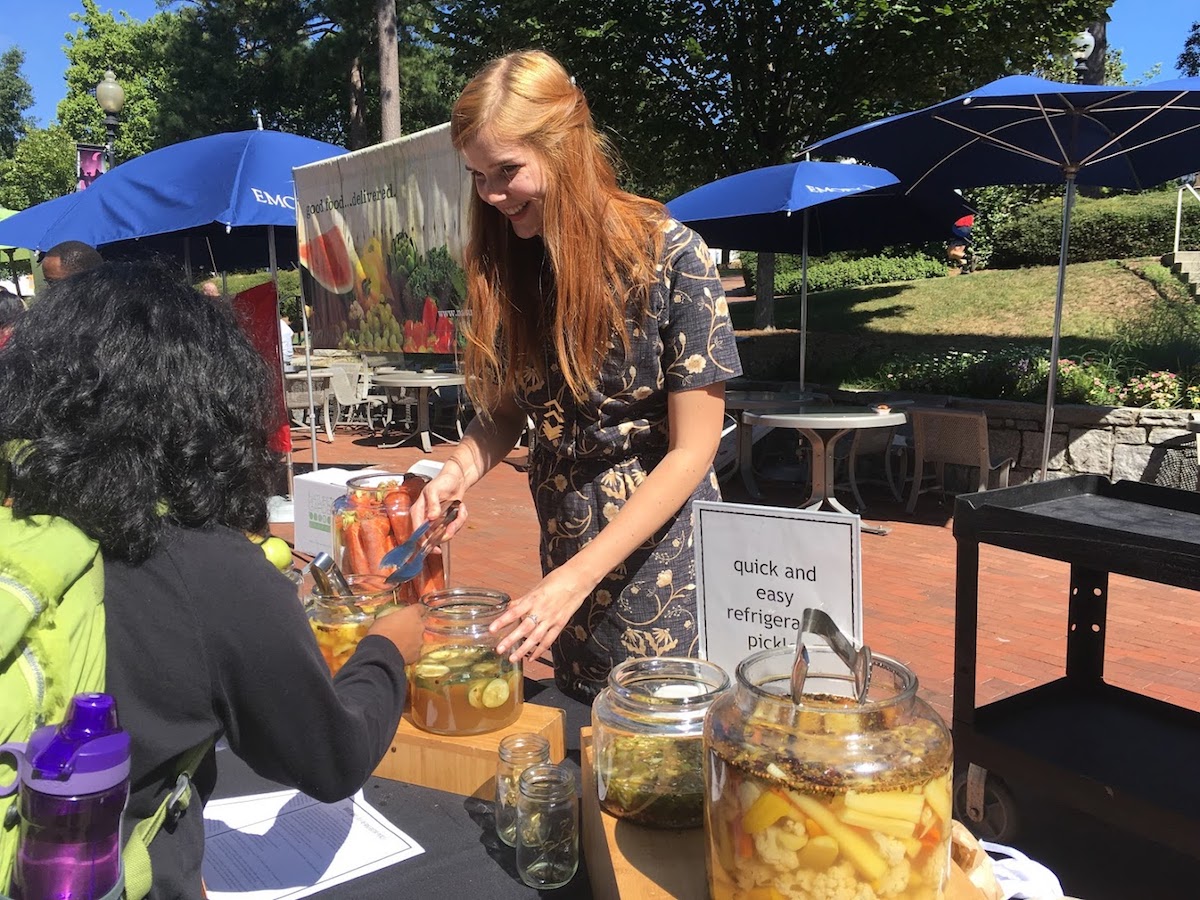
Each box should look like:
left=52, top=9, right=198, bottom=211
left=359, top=515, right=392, bottom=573
left=384, top=490, right=413, bottom=545
left=343, top=519, right=371, bottom=575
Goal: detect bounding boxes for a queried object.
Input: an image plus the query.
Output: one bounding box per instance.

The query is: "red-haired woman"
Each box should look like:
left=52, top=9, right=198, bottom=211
left=413, top=50, right=741, bottom=702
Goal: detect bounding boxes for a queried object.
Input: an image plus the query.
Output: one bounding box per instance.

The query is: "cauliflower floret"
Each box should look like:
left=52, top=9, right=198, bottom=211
left=776, top=817, right=810, bottom=852
left=873, top=858, right=911, bottom=897
left=872, top=833, right=907, bottom=869
left=754, top=824, right=802, bottom=870
left=921, top=841, right=950, bottom=891
left=803, top=861, right=878, bottom=900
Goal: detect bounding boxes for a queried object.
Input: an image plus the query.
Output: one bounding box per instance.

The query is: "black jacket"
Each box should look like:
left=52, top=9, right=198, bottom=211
left=105, top=525, right=407, bottom=899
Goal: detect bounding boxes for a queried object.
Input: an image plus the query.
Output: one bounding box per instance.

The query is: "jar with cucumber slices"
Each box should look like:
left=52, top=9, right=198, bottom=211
left=409, top=588, right=523, bottom=735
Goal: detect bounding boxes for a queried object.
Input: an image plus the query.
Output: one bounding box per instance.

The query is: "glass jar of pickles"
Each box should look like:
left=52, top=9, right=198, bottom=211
left=409, top=588, right=522, bottom=735
left=331, top=472, right=448, bottom=602
left=306, top=575, right=400, bottom=675
left=591, top=657, right=728, bottom=829
left=704, top=648, right=953, bottom=900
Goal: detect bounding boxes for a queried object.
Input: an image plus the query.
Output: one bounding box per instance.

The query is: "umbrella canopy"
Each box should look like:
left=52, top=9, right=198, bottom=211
left=0, top=195, right=83, bottom=252
left=0, top=208, right=35, bottom=261
left=0, top=130, right=344, bottom=252
left=667, top=160, right=969, bottom=254
left=668, top=161, right=971, bottom=388
left=804, top=75, right=1200, bottom=477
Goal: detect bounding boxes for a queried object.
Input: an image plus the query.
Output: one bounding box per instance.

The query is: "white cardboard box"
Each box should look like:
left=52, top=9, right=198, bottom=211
left=292, top=467, right=390, bottom=556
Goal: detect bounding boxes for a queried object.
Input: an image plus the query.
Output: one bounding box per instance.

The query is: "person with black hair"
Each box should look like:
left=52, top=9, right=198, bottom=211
left=0, top=287, right=22, bottom=347
left=39, top=240, right=104, bottom=282
left=0, top=261, right=423, bottom=898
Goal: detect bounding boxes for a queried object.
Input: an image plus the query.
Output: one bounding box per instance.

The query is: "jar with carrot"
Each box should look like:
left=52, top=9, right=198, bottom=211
left=331, top=472, right=449, bottom=602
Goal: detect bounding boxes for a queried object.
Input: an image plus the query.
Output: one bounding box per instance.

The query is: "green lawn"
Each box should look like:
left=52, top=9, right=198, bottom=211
left=728, top=259, right=1190, bottom=387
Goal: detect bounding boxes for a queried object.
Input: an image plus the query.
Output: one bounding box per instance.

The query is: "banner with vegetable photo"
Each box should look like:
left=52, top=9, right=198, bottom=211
left=293, top=122, right=470, bottom=355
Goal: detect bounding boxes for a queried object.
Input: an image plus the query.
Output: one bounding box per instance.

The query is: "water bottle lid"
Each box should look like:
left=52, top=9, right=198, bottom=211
left=26, top=693, right=130, bottom=795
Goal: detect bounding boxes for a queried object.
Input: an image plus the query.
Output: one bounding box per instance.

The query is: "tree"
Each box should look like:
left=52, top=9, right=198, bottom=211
left=0, top=126, right=77, bottom=209
left=437, top=0, right=1111, bottom=201
left=57, top=0, right=179, bottom=162
left=378, top=0, right=401, bottom=139
left=0, top=48, right=34, bottom=158
left=1181, top=21, right=1200, bottom=77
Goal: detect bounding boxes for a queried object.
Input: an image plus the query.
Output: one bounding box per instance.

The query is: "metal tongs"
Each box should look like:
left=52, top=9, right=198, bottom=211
left=381, top=500, right=461, bottom=585
left=790, top=608, right=872, bottom=705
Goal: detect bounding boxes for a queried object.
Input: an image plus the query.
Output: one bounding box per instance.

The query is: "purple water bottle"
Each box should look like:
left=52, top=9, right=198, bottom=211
left=0, top=693, right=131, bottom=900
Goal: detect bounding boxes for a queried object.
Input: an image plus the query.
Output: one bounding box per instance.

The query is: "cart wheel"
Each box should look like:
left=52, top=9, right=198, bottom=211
left=953, top=770, right=1019, bottom=843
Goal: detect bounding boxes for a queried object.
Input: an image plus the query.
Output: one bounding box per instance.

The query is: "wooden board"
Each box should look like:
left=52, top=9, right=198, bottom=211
left=580, top=727, right=707, bottom=900
left=373, top=702, right=564, bottom=799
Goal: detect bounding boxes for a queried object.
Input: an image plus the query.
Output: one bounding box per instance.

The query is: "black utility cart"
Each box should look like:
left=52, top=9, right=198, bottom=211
left=952, top=476, right=1200, bottom=856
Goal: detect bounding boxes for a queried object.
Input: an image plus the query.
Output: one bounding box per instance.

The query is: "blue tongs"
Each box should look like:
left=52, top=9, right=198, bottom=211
left=381, top=500, right=461, bottom=585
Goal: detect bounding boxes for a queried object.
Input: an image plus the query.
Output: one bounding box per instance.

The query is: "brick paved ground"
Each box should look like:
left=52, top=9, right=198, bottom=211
left=273, top=402, right=1197, bottom=898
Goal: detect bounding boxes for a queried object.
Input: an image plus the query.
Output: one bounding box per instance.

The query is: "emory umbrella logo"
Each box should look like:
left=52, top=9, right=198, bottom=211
left=251, top=188, right=296, bottom=210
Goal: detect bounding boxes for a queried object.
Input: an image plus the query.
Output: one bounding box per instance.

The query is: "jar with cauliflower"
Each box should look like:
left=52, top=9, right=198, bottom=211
left=703, top=648, right=953, bottom=900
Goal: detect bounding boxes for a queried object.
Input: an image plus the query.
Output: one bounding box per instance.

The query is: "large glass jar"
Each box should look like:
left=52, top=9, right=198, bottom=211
left=704, top=648, right=953, bottom=900
left=331, top=472, right=448, bottom=601
left=591, top=657, right=729, bottom=829
left=409, top=588, right=523, bottom=735
left=306, top=575, right=400, bottom=675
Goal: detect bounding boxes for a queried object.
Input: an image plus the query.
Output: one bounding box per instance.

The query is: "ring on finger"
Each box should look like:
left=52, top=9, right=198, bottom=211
left=525, top=613, right=540, bottom=627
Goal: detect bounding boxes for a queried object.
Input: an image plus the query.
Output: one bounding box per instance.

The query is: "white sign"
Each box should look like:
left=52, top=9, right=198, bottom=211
left=692, top=501, right=862, bottom=680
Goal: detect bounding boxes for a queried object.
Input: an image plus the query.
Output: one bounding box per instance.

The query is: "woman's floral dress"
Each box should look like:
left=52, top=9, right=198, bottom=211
left=513, top=221, right=742, bottom=702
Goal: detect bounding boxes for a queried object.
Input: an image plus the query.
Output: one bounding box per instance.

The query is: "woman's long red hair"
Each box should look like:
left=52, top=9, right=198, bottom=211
left=450, top=50, right=667, bottom=411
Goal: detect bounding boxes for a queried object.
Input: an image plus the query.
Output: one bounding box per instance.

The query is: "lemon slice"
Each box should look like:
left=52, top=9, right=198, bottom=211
left=481, top=677, right=511, bottom=708
left=413, top=662, right=451, bottom=680
left=468, top=680, right=487, bottom=709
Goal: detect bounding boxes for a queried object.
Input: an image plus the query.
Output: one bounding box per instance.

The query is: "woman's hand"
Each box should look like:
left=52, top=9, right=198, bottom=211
left=491, top=565, right=601, bottom=664
left=410, top=459, right=470, bottom=541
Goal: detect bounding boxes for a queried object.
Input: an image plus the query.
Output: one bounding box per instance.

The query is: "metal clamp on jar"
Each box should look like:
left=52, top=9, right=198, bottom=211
left=704, top=609, right=954, bottom=900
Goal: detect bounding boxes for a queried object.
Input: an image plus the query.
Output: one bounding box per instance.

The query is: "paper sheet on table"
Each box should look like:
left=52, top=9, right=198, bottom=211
left=202, top=789, right=424, bottom=899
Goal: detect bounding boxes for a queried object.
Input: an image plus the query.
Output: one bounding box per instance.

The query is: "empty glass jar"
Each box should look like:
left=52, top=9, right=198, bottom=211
left=704, top=647, right=953, bottom=900
left=591, top=656, right=729, bottom=829
left=495, top=733, right=551, bottom=847
left=516, top=763, right=578, bottom=890
left=409, top=588, right=522, bottom=735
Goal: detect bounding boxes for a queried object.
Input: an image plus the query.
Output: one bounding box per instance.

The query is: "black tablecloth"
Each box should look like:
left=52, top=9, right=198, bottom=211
left=212, top=680, right=595, bottom=898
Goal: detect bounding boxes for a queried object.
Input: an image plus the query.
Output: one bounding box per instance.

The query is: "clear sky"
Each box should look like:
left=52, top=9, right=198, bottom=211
left=3, top=0, right=1197, bottom=128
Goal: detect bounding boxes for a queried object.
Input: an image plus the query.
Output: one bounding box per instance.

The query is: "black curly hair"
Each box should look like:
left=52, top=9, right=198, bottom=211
left=0, top=259, right=284, bottom=562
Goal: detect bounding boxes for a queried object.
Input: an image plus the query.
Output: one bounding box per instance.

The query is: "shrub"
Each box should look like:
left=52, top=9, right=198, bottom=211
left=1118, top=370, right=1184, bottom=408
left=990, top=192, right=1200, bottom=268
left=775, top=254, right=946, bottom=293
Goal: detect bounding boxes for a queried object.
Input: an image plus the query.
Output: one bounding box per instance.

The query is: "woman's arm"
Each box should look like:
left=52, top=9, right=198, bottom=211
left=409, top=391, right=528, bottom=538
left=493, top=381, right=726, bottom=661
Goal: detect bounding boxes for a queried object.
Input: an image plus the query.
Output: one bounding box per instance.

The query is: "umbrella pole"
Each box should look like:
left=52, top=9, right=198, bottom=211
left=1041, top=173, right=1077, bottom=480
left=799, top=211, right=810, bottom=391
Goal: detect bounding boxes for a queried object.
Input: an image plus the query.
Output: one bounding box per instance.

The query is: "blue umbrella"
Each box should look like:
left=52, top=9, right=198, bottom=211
left=805, top=75, right=1200, bottom=477
left=0, top=194, right=83, bottom=251
left=668, top=161, right=970, bottom=388
left=25, top=130, right=344, bottom=250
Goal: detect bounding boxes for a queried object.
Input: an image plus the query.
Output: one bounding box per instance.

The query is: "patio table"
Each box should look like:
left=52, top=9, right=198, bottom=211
left=373, top=371, right=467, bottom=453
left=723, top=390, right=819, bottom=499
left=743, top=405, right=906, bottom=533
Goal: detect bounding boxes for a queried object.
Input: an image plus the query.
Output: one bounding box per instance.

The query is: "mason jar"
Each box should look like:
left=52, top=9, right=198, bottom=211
left=495, top=733, right=551, bottom=847
left=331, top=472, right=448, bottom=600
left=516, top=763, right=578, bottom=890
left=409, top=588, right=522, bottom=735
left=704, top=648, right=953, bottom=900
left=591, top=656, right=729, bottom=829
left=306, top=575, right=400, bottom=675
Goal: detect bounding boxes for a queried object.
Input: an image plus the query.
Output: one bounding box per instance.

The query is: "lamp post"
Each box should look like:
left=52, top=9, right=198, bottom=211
left=1071, top=30, right=1097, bottom=84
left=95, top=70, right=125, bottom=170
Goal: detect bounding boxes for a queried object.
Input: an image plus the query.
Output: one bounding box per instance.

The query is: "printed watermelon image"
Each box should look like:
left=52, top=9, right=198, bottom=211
left=299, top=224, right=357, bottom=295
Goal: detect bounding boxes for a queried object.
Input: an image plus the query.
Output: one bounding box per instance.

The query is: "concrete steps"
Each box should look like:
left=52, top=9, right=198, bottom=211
left=1160, top=250, right=1200, bottom=297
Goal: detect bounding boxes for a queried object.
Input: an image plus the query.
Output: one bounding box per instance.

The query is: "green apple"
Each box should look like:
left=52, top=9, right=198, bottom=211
left=261, top=536, right=293, bottom=572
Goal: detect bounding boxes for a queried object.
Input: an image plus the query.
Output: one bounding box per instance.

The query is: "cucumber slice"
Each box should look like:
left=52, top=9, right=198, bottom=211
left=468, top=680, right=487, bottom=709
left=481, top=678, right=511, bottom=709
left=412, top=662, right=451, bottom=680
